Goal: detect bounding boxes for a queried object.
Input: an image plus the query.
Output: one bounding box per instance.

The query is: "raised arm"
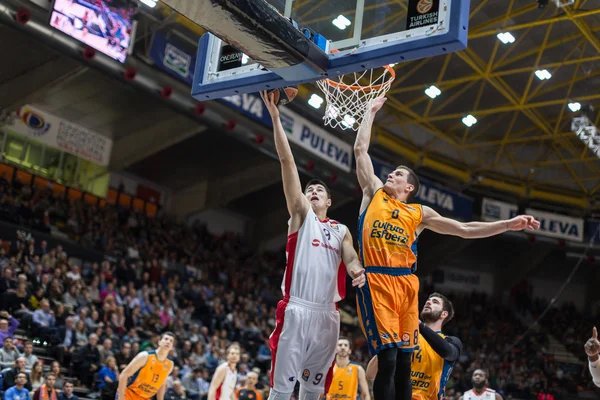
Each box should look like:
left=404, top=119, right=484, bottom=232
left=420, top=206, right=540, bottom=239
left=354, top=99, right=385, bottom=202
left=260, top=91, right=309, bottom=221
left=341, top=230, right=366, bottom=288
left=118, top=352, right=149, bottom=400
left=585, top=327, right=600, bottom=387
left=207, top=364, right=227, bottom=400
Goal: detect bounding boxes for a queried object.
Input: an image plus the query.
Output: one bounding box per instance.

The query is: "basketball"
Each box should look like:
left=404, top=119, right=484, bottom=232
left=268, top=86, right=298, bottom=106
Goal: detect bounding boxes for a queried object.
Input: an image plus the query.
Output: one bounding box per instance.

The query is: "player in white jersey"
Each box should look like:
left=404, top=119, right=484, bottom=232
left=208, top=345, right=240, bottom=400
left=260, top=91, right=366, bottom=400
left=459, top=370, right=502, bottom=400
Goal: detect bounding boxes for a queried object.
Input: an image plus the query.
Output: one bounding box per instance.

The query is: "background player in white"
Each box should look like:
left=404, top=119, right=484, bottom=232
left=459, top=370, right=502, bottom=400
left=208, top=344, right=240, bottom=400
left=584, top=327, right=600, bottom=387
left=260, top=90, right=366, bottom=400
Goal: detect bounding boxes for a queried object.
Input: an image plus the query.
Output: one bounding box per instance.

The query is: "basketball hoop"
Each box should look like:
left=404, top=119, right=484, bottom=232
left=317, top=63, right=395, bottom=131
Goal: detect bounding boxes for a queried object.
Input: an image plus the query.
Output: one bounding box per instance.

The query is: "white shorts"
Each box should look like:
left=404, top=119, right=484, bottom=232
left=269, top=296, right=340, bottom=394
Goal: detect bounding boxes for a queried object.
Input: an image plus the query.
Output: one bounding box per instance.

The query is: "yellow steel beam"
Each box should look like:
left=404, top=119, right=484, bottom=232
left=460, top=80, right=487, bottom=144
left=493, top=112, right=519, bottom=167
left=469, top=0, right=490, bottom=19
left=388, top=56, right=600, bottom=95
left=428, top=80, right=478, bottom=116
left=469, top=8, right=600, bottom=39
left=423, top=93, right=600, bottom=121
left=525, top=40, right=584, bottom=102
left=551, top=144, right=588, bottom=193
left=496, top=27, right=600, bottom=68
left=519, top=21, right=554, bottom=105
left=394, top=58, right=431, bottom=87
left=489, top=155, right=600, bottom=170
left=553, top=44, right=587, bottom=135
left=422, top=54, right=452, bottom=116
left=566, top=8, right=600, bottom=54
left=469, top=4, right=536, bottom=34
left=529, top=69, right=600, bottom=100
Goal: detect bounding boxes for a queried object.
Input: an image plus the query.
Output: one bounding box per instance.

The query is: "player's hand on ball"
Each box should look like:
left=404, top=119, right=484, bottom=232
left=349, top=268, right=366, bottom=288
left=260, top=90, right=279, bottom=117
left=507, top=215, right=540, bottom=231
left=584, top=327, right=600, bottom=358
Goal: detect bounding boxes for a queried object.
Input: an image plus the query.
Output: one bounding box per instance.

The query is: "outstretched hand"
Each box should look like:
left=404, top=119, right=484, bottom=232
left=584, top=327, right=600, bottom=359
left=259, top=90, right=279, bottom=118
left=369, top=97, right=387, bottom=115
left=348, top=267, right=366, bottom=288
left=507, top=215, right=540, bottom=231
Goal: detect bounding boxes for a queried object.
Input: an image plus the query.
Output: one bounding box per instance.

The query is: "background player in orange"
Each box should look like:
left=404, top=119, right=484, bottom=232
left=235, top=371, right=263, bottom=400
left=459, top=370, right=503, bottom=400
left=365, top=293, right=462, bottom=399
left=118, top=332, right=175, bottom=400
left=325, top=338, right=370, bottom=400
left=208, top=344, right=240, bottom=400
left=353, top=97, right=540, bottom=400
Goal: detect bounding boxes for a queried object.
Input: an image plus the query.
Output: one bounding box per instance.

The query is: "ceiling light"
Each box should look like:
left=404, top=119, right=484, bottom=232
left=332, top=15, right=351, bottom=30
left=308, top=94, right=324, bottom=109
left=342, top=114, right=356, bottom=129
left=462, top=114, right=477, bottom=127
left=425, top=85, right=441, bottom=99
left=497, top=32, right=515, bottom=44
left=140, top=0, right=157, bottom=7
left=535, top=69, right=552, bottom=80
left=241, top=54, right=249, bottom=65
left=568, top=102, right=581, bottom=112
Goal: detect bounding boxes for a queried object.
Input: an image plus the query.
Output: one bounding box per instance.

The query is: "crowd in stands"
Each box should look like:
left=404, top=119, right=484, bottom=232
left=0, top=177, right=598, bottom=400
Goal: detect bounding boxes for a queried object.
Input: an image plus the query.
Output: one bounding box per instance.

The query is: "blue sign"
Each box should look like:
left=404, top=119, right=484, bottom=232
left=220, top=93, right=273, bottom=127
left=148, top=32, right=196, bottom=86
left=587, top=219, right=600, bottom=242
left=371, top=158, right=473, bottom=221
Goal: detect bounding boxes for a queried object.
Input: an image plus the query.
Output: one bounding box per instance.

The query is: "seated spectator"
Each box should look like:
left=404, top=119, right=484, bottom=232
left=29, top=287, right=46, bottom=311
left=32, top=300, right=56, bottom=342
left=114, top=342, right=133, bottom=372
left=181, top=367, right=202, bottom=400
left=165, top=380, right=186, bottom=400
left=73, top=320, right=88, bottom=348
left=97, top=356, right=119, bottom=389
left=57, top=381, right=77, bottom=400
left=3, top=371, right=30, bottom=400
left=98, top=339, right=114, bottom=364
left=197, top=369, right=210, bottom=400
left=3, top=285, right=29, bottom=316
left=2, top=357, right=32, bottom=392
left=32, top=373, right=57, bottom=400
left=29, top=362, right=44, bottom=392
left=49, top=363, right=64, bottom=391
left=166, top=366, right=181, bottom=389
left=74, top=333, right=100, bottom=388
left=0, top=311, right=20, bottom=344
left=22, top=342, right=38, bottom=372
left=55, top=317, right=75, bottom=367
left=0, top=337, right=21, bottom=369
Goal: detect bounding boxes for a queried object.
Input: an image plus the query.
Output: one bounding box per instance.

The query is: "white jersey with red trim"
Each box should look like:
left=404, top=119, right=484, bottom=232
left=283, top=207, right=348, bottom=304
left=463, top=388, right=497, bottom=400
left=215, top=363, right=237, bottom=400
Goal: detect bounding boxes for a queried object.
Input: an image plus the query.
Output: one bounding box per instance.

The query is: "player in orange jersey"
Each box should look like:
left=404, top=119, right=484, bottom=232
left=365, top=293, right=462, bottom=400
left=117, top=332, right=175, bottom=400
left=353, top=97, right=540, bottom=400
left=325, top=338, right=370, bottom=400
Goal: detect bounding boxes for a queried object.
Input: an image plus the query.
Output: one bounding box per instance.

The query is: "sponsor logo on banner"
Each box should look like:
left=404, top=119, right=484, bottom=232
left=148, top=31, right=196, bottom=85
left=220, top=93, right=352, bottom=172
left=407, top=0, right=439, bottom=29
left=481, top=198, right=518, bottom=222
left=525, top=208, right=584, bottom=242
left=7, top=105, right=112, bottom=167
left=371, top=158, right=473, bottom=220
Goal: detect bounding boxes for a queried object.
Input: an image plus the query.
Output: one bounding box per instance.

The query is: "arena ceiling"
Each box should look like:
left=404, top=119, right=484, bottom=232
left=1, top=0, right=600, bottom=242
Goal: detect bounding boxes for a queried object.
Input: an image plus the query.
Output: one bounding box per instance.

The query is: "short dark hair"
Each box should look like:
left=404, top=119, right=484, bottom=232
left=45, top=373, right=56, bottom=379
left=338, top=337, right=351, bottom=347
left=16, top=372, right=27, bottom=379
left=428, top=292, right=454, bottom=326
left=161, top=331, right=176, bottom=343
left=397, top=166, right=420, bottom=203
left=304, top=179, right=331, bottom=199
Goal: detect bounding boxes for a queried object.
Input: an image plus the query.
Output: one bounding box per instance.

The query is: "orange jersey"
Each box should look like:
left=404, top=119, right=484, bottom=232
left=326, top=362, right=359, bottom=400
left=126, top=351, right=173, bottom=399
left=358, top=189, right=422, bottom=272
left=411, top=333, right=454, bottom=400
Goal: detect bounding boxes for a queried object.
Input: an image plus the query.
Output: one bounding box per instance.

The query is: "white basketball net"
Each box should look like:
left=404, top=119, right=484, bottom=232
left=316, top=66, right=395, bottom=131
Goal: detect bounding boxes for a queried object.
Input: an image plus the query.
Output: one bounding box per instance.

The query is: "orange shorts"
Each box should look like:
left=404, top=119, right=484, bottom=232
left=118, top=389, right=149, bottom=400
left=356, top=268, right=420, bottom=355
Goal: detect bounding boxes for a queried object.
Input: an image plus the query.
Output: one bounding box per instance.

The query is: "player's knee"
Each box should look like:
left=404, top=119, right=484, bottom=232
left=267, top=389, right=293, bottom=400
left=299, top=388, right=322, bottom=400
left=376, top=348, right=397, bottom=379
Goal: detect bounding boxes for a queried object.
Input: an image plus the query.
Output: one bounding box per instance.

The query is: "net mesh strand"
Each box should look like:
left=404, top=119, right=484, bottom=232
left=317, top=68, right=394, bottom=131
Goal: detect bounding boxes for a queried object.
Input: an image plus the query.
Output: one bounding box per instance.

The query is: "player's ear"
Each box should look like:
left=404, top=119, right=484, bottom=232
left=326, top=198, right=332, bottom=207
left=441, top=310, right=448, bottom=320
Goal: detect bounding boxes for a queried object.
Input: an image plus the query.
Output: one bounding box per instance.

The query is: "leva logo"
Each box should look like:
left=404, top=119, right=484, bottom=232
left=21, top=110, right=51, bottom=137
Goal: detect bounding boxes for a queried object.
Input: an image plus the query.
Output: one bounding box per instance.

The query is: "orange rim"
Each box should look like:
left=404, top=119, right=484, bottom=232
left=324, top=65, right=396, bottom=92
